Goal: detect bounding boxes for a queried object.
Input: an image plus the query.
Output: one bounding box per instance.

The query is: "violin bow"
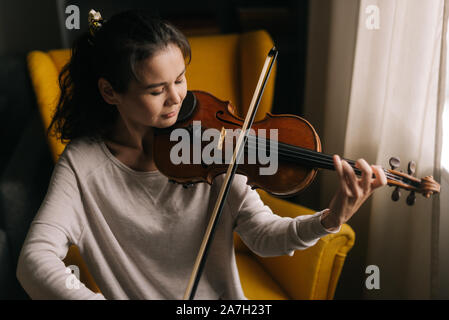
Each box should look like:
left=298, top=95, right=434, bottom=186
left=183, top=47, right=278, bottom=300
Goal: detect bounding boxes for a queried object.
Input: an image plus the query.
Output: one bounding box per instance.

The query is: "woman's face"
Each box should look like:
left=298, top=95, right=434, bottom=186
left=112, top=43, right=187, bottom=129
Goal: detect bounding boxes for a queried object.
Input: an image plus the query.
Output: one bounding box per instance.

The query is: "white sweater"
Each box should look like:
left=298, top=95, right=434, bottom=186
left=16, top=137, right=338, bottom=300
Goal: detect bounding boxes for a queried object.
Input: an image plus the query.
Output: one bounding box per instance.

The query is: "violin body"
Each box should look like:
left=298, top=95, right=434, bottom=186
left=154, top=90, right=322, bottom=197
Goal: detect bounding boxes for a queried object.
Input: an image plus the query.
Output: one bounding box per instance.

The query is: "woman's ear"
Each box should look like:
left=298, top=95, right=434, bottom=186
left=98, top=78, right=121, bottom=105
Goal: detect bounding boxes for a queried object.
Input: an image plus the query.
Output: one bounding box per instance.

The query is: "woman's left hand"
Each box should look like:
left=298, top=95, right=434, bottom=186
left=320, top=155, right=388, bottom=231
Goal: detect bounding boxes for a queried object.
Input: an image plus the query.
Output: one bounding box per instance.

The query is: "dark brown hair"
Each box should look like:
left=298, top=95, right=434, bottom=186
left=48, top=10, right=191, bottom=143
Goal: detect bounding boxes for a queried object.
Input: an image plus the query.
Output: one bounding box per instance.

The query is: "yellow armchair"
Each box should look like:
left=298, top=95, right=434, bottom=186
left=26, top=30, right=355, bottom=300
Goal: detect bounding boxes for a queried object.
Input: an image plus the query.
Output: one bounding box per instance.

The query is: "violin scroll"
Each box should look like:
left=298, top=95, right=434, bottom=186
left=386, top=157, right=440, bottom=205
left=420, top=175, right=440, bottom=198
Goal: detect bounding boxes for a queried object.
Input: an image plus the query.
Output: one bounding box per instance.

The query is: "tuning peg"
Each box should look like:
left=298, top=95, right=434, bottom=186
left=407, top=161, right=416, bottom=175
left=389, top=157, right=401, bottom=170
left=391, top=187, right=401, bottom=201
left=406, top=191, right=416, bottom=206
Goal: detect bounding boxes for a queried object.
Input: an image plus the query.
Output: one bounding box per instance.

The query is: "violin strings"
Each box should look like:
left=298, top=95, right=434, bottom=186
left=242, top=137, right=412, bottom=185
left=223, top=133, right=415, bottom=187
left=244, top=143, right=404, bottom=184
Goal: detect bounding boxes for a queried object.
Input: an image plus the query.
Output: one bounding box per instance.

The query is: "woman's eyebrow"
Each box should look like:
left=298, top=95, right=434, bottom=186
left=143, top=68, right=186, bottom=89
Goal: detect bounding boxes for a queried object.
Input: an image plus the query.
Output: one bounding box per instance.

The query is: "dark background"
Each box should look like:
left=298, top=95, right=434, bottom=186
left=0, top=0, right=310, bottom=117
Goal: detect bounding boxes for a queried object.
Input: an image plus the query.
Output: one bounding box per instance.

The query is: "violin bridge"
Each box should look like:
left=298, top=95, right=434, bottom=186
left=217, top=127, right=226, bottom=150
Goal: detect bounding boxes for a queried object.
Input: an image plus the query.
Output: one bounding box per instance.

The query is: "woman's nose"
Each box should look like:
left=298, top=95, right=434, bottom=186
left=165, top=85, right=182, bottom=106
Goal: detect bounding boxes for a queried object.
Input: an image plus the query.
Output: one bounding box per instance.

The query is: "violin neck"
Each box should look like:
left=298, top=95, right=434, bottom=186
left=244, top=138, right=421, bottom=192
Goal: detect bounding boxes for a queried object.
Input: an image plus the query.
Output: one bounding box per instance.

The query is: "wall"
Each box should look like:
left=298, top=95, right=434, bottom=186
left=0, top=0, right=62, bottom=56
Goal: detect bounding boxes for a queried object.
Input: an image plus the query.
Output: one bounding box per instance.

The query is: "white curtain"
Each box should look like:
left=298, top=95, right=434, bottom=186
left=436, top=0, right=449, bottom=299
left=342, top=0, right=448, bottom=299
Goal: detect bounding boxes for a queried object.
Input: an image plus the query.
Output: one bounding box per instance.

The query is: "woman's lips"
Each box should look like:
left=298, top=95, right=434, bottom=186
left=161, top=109, right=178, bottom=119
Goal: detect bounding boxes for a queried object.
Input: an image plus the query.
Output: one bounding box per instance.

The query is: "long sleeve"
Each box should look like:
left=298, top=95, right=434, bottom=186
left=229, top=174, right=340, bottom=257
left=16, top=158, right=105, bottom=300
left=17, top=135, right=343, bottom=299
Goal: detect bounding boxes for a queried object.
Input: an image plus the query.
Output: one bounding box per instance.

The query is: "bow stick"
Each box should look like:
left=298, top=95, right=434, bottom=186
left=183, top=47, right=278, bottom=300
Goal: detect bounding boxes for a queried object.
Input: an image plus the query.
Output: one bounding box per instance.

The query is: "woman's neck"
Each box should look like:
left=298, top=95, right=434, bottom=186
left=106, top=116, right=154, bottom=153
left=102, top=117, right=159, bottom=172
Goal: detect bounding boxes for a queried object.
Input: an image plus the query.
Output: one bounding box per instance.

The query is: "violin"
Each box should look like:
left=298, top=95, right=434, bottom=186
left=153, top=89, right=441, bottom=203
left=152, top=48, right=440, bottom=300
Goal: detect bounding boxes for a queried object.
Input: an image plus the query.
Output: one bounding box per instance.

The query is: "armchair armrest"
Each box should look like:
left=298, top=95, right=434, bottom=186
left=254, top=224, right=354, bottom=299
left=249, top=190, right=355, bottom=299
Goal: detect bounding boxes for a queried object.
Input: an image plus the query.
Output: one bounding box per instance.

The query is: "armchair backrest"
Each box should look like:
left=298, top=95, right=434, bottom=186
left=27, top=30, right=276, bottom=162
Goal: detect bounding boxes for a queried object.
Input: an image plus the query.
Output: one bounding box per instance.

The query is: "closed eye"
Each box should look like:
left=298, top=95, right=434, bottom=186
left=150, top=77, right=184, bottom=95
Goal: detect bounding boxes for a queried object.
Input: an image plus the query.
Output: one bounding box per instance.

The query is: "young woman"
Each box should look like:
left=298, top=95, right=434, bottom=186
left=16, top=10, right=387, bottom=300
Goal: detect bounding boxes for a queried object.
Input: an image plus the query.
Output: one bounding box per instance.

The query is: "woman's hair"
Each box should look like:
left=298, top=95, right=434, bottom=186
left=48, top=10, right=191, bottom=143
